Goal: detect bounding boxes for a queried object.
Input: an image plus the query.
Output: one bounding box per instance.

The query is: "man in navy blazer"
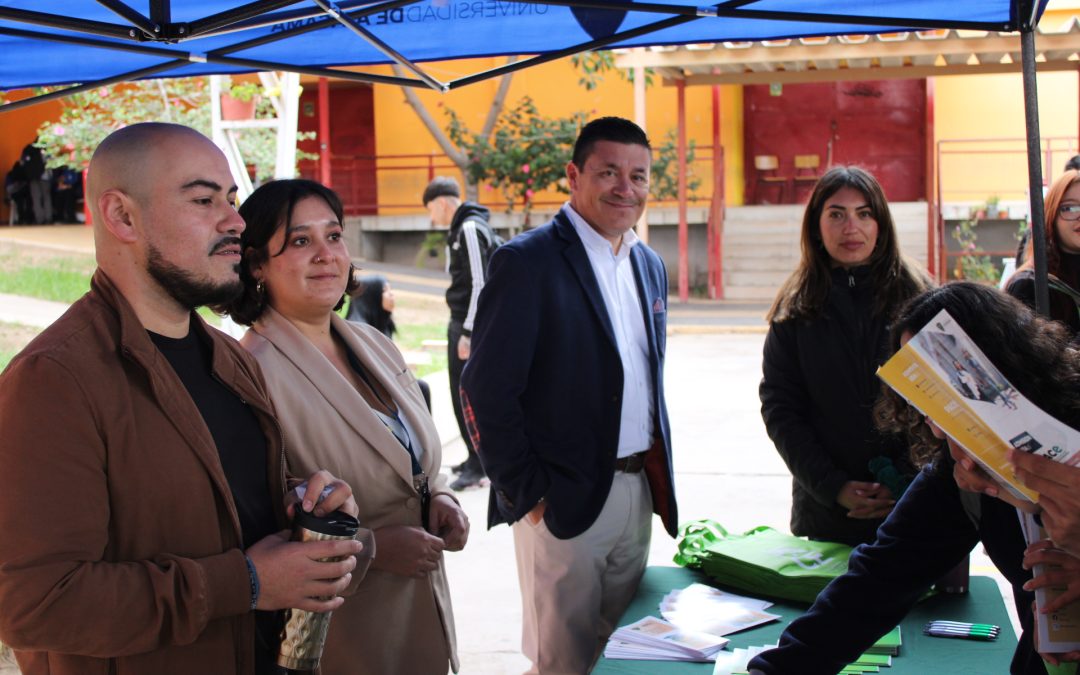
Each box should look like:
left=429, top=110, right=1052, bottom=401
left=461, top=117, right=677, bottom=674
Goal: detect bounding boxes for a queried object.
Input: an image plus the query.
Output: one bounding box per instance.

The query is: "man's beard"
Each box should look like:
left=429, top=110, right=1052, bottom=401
left=146, top=242, right=243, bottom=310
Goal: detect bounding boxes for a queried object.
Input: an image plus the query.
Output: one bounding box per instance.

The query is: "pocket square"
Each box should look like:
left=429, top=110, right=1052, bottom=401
left=652, top=297, right=665, bottom=313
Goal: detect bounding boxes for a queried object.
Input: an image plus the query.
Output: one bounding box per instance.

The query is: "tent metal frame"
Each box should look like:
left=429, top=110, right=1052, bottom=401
left=0, top=0, right=1052, bottom=312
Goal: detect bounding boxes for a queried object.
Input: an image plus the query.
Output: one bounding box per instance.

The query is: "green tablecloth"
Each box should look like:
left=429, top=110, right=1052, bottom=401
left=593, top=566, right=1017, bottom=674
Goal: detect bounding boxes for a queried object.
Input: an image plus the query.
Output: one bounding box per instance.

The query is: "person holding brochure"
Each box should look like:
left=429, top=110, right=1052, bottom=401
left=222, top=179, right=466, bottom=675
left=749, top=282, right=1080, bottom=675
left=760, top=166, right=933, bottom=545
left=1005, top=170, right=1080, bottom=338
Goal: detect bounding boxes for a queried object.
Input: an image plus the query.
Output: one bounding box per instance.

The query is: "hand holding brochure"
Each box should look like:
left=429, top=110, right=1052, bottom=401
left=876, top=308, right=1080, bottom=503
left=1018, top=512, right=1080, bottom=653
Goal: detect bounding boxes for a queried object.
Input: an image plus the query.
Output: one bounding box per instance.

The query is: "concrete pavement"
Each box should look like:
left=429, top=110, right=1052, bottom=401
left=0, top=228, right=1014, bottom=674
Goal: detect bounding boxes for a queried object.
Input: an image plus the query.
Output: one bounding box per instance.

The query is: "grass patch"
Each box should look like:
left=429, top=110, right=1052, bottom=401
left=396, top=322, right=448, bottom=378
left=0, top=250, right=95, bottom=303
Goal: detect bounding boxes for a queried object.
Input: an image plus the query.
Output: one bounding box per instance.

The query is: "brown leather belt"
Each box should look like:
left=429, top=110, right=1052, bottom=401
left=615, top=451, right=647, bottom=473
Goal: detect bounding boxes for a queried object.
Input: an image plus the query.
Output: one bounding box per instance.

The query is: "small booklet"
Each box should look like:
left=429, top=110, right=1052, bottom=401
left=1018, top=512, right=1080, bottom=653
left=659, top=583, right=781, bottom=637
left=604, top=616, right=729, bottom=662
left=877, top=308, right=1080, bottom=502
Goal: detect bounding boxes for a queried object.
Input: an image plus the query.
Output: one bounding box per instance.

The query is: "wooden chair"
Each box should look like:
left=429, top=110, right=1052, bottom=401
left=754, top=154, right=787, bottom=204
left=792, top=154, right=821, bottom=201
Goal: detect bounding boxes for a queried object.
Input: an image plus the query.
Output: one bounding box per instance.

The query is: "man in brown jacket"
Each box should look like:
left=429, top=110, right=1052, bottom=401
left=0, top=123, right=364, bottom=675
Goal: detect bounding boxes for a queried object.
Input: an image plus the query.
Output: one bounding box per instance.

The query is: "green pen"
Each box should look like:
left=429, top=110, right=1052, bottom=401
left=928, top=620, right=999, bottom=632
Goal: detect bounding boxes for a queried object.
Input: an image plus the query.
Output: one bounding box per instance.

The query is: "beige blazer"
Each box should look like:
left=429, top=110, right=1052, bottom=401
left=242, top=308, right=458, bottom=674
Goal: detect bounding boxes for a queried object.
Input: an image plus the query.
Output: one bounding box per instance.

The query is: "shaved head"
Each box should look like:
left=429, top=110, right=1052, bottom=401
left=88, top=123, right=211, bottom=218
left=87, top=123, right=245, bottom=335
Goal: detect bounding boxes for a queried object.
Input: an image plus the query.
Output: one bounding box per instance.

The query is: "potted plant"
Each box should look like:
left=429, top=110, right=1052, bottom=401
left=220, top=77, right=261, bottom=120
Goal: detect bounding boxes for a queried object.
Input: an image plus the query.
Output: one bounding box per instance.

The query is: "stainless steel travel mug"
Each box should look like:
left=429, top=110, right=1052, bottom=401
left=276, top=509, right=360, bottom=672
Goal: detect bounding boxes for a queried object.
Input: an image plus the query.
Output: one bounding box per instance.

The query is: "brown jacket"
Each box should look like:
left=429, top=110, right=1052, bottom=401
left=0, top=270, right=287, bottom=675
left=242, top=308, right=459, bottom=674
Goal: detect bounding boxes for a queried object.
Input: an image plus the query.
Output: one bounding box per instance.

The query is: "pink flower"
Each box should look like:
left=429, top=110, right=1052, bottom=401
left=525, top=189, right=534, bottom=199
left=527, top=178, right=533, bottom=186
left=485, top=184, right=494, bottom=191
left=521, top=164, right=530, bottom=174
left=53, top=125, right=65, bottom=136
left=98, top=87, right=109, bottom=97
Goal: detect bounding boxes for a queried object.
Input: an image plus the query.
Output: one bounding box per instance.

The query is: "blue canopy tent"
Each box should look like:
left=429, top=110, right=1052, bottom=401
left=0, top=0, right=1055, bottom=311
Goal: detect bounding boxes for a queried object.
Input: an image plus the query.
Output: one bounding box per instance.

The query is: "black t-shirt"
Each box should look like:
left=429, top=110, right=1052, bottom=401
left=149, top=322, right=283, bottom=674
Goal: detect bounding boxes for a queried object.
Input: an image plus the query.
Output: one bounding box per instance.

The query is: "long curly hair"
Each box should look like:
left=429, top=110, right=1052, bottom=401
left=874, top=281, right=1080, bottom=469
left=767, top=166, right=932, bottom=323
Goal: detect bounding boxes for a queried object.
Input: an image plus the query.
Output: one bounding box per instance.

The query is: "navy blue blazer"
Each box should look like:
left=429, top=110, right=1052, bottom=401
left=460, top=208, right=677, bottom=540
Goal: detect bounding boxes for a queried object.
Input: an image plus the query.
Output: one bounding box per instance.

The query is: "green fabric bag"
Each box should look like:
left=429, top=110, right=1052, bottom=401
left=674, top=520, right=854, bottom=604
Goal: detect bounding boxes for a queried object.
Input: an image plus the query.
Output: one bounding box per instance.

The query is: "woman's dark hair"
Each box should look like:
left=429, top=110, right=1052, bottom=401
left=874, top=281, right=1080, bottom=469
left=347, top=274, right=395, bottom=339
left=767, top=166, right=932, bottom=323
left=219, top=179, right=359, bottom=325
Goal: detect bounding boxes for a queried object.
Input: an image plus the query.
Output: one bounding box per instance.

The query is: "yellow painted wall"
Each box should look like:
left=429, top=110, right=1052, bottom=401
left=369, top=56, right=743, bottom=213
left=935, top=6, right=1080, bottom=207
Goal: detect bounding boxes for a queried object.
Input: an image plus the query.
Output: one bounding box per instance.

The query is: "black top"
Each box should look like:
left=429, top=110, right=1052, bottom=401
left=150, top=321, right=283, bottom=675
left=1006, top=251, right=1080, bottom=338
left=748, top=463, right=1044, bottom=675
left=446, top=201, right=496, bottom=327
left=760, top=266, right=910, bottom=545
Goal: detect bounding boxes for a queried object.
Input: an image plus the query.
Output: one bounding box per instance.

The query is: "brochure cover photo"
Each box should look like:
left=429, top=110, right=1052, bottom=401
left=876, top=309, right=1080, bottom=503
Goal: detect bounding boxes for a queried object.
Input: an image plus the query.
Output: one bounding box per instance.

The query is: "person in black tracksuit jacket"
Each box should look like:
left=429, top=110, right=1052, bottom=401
left=751, top=281, right=1080, bottom=675
left=423, top=177, right=498, bottom=490
left=760, top=166, right=932, bottom=546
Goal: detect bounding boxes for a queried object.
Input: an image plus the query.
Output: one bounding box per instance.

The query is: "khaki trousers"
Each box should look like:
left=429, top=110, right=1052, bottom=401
left=513, top=471, right=653, bottom=675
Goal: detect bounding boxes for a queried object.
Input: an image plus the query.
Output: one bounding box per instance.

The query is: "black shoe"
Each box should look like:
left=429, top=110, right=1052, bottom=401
left=450, top=466, right=486, bottom=491
left=450, top=460, right=469, bottom=475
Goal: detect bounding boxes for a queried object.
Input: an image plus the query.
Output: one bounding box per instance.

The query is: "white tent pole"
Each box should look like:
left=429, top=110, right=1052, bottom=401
left=274, top=71, right=301, bottom=179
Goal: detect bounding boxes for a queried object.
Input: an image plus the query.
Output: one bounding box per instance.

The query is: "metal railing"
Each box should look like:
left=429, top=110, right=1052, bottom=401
left=309, top=146, right=721, bottom=215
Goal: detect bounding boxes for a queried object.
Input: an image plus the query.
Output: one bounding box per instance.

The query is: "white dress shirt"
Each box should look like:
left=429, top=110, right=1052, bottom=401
left=564, top=204, right=655, bottom=457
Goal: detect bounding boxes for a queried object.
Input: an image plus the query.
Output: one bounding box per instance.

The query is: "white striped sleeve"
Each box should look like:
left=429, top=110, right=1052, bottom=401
left=461, top=219, right=486, bottom=332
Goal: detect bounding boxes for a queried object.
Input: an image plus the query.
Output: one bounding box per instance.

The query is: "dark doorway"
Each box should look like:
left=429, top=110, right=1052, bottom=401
left=744, top=79, right=926, bottom=204
left=298, top=83, right=377, bottom=215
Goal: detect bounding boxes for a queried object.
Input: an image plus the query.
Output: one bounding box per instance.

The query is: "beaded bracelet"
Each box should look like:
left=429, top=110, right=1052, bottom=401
left=244, top=555, right=260, bottom=611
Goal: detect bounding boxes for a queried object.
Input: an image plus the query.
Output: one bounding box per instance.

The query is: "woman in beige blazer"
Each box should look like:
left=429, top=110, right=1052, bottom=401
left=223, top=179, right=466, bottom=674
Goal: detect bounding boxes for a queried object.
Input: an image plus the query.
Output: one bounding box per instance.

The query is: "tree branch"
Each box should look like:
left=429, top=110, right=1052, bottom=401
left=481, top=56, right=517, bottom=140
left=392, top=63, right=468, bottom=169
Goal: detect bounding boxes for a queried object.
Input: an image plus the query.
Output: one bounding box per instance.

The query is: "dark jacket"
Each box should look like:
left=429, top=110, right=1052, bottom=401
left=1005, top=255, right=1080, bottom=338
left=460, top=207, right=677, bottom=539
left=445, top=201, right=495, bottom=334
left=748, top=463, right=1045, bottom=675
left=760, top=266, right=909, bottom=545
left=0, top=270, right=288, bottom=675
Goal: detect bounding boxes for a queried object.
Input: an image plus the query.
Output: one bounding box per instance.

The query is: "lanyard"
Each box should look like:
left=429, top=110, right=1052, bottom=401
left=345, top=346, right=431, bottom=529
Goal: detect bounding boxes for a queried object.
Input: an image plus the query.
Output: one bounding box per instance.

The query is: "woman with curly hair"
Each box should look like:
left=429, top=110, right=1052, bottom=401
left=750, top=281, right=1080, bottom=675
left=760, top=166, right=933, bottom=545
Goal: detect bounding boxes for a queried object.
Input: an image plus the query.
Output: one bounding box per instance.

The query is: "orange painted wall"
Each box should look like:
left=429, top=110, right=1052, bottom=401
left=0, top=93, right=62, bottom=221
left=367, top=56, right=743, bottom=213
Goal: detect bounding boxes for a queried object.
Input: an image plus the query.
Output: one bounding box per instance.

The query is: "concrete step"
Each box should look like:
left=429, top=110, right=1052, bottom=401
left=724, top=284, right=782, bottom=302
left=725, top=269, right=795, bottom=287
